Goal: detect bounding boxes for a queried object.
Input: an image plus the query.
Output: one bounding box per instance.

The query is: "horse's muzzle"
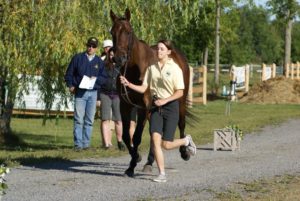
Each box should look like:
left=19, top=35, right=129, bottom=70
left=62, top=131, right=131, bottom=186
left=114, top=55, right=128, bottom=67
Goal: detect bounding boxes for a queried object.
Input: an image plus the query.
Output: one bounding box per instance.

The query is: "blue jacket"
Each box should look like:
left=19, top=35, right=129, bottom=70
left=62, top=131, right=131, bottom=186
left=64, top=52, right=107, bottom=90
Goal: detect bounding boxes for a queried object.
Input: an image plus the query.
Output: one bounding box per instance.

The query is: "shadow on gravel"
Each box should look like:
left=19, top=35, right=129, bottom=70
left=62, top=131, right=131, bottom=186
left=198, top=147, right=234, bottom=152
left=21, top=158, right=131, bottom=178
left=197, top=147, right=214, bottom=151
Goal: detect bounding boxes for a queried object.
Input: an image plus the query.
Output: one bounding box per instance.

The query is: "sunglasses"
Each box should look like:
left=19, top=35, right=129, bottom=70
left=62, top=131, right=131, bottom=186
left=87, top=44, right=97, bottom=48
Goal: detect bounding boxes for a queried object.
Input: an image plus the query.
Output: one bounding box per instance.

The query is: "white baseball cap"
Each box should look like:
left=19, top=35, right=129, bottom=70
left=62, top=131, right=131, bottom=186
left=103, top=39, right=113, bottom=48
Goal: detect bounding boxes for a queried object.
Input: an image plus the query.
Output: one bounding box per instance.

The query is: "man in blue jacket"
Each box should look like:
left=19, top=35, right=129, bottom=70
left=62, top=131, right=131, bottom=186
left=65, top=37, right=106, bottom=150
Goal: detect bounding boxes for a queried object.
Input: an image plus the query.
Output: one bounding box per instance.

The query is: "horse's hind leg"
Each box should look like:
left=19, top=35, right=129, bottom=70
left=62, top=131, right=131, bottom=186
left=178, top=108, right=191, bottom=161
left=142, top=140, right=154, bottom=173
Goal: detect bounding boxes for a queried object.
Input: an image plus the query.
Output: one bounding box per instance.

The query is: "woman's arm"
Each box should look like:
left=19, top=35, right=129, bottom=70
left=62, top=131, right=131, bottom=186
left=120, top=75, right=148, bottom=94
left=154, top=89, right=183, bottom=107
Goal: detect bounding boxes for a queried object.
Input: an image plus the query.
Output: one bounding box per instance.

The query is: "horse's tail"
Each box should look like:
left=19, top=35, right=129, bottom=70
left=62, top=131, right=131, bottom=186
left=185, top=107, right=200, bottom=127
left=171, top=48, right=200, bottom=126
left=171, top=48, right=190, bottom=99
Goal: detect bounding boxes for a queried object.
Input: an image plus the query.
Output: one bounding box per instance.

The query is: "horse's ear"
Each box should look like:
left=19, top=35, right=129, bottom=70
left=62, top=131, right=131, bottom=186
left=125, top=8, right=131, bottom=21
left=110, top=10, right=117, bottom=22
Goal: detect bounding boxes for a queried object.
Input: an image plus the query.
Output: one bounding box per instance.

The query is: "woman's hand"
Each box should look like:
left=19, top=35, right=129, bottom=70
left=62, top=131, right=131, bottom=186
left=154, top=98, right=168, bottom=107
left=69, top=87, right=75, bottom=94
left=120, top=75, right=130, bottom=86
left=120, top=76, right=148, bottom=94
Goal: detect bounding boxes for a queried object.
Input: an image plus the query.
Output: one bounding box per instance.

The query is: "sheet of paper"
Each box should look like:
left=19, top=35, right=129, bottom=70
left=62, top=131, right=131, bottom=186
left=79, top=75, right=96, bottom=89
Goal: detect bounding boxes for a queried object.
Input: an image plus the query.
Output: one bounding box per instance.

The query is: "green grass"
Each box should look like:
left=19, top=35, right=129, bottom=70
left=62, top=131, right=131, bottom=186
left=1, top=100, right=300, bottom=166
left=185, top=101, right=300, bottom=144
left=214, top=174, right=300, bottom=201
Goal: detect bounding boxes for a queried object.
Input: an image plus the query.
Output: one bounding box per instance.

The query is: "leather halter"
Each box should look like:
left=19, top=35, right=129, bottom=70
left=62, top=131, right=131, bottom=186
left=119, top=26, right=145, bottom=109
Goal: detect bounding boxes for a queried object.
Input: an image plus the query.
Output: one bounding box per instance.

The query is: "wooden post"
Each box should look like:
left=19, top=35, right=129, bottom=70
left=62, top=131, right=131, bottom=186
left=191, top=66, right=207, bottom=105
left=245, top=64, right=249, bottom=92
left=202, top=65, right=207, bottom=105
left=262, top=63, right=266, bottom=81
left=187, top=66, right=194, bottom=108
left=230, top=65, right=236, bottom=82
left=297, top=62, right=300, bottom=80
left=291, top=63, right=294, bottom=80
left=272, top=63, right=276, bottom=78
left=286, top=63, right=290, bottom=78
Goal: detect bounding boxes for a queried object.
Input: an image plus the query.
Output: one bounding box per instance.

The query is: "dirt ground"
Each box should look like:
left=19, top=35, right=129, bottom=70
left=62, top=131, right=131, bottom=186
left=240, top=76, right=300, bottom=104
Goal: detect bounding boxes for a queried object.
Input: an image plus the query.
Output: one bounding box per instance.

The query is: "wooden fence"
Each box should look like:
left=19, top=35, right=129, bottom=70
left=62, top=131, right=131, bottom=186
left=286, top=62, right=300, bottom=80
left=261, top=63, right=276, bottom=81
left=187, top=66, right=207, bottom=107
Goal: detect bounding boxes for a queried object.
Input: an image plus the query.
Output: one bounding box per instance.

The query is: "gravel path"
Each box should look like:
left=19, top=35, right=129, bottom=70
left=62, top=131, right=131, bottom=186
left=2, top=119, right=300, bottom=201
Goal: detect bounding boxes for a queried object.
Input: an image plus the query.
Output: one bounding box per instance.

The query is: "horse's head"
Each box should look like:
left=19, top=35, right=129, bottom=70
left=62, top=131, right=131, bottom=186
left=110, top=8, right=133, bottom=67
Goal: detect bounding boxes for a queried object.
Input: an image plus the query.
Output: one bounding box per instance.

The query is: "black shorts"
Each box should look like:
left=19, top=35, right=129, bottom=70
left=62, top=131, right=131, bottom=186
left=149, top=100, right=179, bottom=142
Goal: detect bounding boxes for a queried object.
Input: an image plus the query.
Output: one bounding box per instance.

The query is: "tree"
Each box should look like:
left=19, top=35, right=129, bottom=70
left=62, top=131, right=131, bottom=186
left=0, top=0, right=204, bottom=142
left=222, top=5, right=283, bottom=65
left=214, top=0, right=220, bottom=86
left=172, top=1, right=215, bottom=65
left=267, top=0, right=300, bottom=75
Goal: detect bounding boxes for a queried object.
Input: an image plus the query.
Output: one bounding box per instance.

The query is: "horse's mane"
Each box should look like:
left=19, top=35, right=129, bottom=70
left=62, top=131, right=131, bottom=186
left=138, top=39, right=148, bottom=44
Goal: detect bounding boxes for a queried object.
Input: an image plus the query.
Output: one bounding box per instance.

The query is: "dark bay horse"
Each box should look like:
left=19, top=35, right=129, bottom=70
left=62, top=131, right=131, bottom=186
left=110, top=8, right=191, bottom=177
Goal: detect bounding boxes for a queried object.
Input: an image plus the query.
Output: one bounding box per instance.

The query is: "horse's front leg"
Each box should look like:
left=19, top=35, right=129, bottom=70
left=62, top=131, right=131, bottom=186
left=120, top=104, right=136, bottom=177
left=121, top=105, right=146, bottom=177
left=121, top=111, right=132, bottom=152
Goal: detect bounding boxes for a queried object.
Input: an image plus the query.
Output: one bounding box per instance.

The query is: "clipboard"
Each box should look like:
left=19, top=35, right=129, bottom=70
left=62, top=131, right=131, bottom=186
left=79, top=75, right=96, bottom=89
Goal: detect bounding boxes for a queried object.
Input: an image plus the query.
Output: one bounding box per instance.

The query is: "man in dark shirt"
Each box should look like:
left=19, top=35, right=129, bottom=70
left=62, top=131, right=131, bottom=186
left=65, top=37, right=106, bottom=150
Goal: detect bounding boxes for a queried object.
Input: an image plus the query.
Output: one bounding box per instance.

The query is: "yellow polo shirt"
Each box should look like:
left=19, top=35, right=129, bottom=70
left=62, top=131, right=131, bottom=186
left=142, top=58, right=185, bottom=99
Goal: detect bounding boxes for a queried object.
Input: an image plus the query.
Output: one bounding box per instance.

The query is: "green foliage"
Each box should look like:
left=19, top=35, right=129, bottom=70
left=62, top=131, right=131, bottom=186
left=221, top=5, right=283, bottom=64
left=225, top=124, right=243, bottom=139
left=0, top=0, right=300, bottom=137
left=0, top=165, right=9, bottom=194
left=267, top=0, right=300, bottom=21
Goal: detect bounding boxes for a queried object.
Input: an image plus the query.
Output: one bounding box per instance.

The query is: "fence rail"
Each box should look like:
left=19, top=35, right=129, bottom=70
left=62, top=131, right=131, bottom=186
left=286, top=62, right=300, bottom=80
left=187, top=66, right=207, bottom=106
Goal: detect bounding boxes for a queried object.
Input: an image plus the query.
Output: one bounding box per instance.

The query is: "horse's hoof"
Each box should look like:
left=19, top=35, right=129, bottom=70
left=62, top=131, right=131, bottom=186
left=124, top=168, right=134, bottom=177
left=180, top=146, right=191, bottom=161
left=142, top=164, right=152, bottom=173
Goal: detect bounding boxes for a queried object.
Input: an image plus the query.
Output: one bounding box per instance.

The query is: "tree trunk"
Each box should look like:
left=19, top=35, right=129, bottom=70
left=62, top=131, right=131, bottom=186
left=203, top=47, right=208, bottom=66
left=0, top=77, right=12, bottom=142
left=214, top=0, right=220, bottom=87
left=284, top=18, right=292, bottom=76
left=0, top=102, right=13, bottom=143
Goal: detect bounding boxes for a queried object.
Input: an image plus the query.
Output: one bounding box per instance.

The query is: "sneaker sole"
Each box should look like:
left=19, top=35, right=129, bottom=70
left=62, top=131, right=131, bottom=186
left=187, top=135, right=197, bottom=155
left=153, top=179, right=167, bottom=183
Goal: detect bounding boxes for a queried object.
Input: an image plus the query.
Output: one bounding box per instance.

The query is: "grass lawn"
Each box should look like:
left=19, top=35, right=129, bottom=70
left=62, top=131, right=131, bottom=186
left=212, top=174, right=300, bottom=201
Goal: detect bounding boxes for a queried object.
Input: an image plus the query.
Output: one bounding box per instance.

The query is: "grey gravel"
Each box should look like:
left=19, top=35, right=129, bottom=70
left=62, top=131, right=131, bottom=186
left=2, top=119, right=300, bottom=201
